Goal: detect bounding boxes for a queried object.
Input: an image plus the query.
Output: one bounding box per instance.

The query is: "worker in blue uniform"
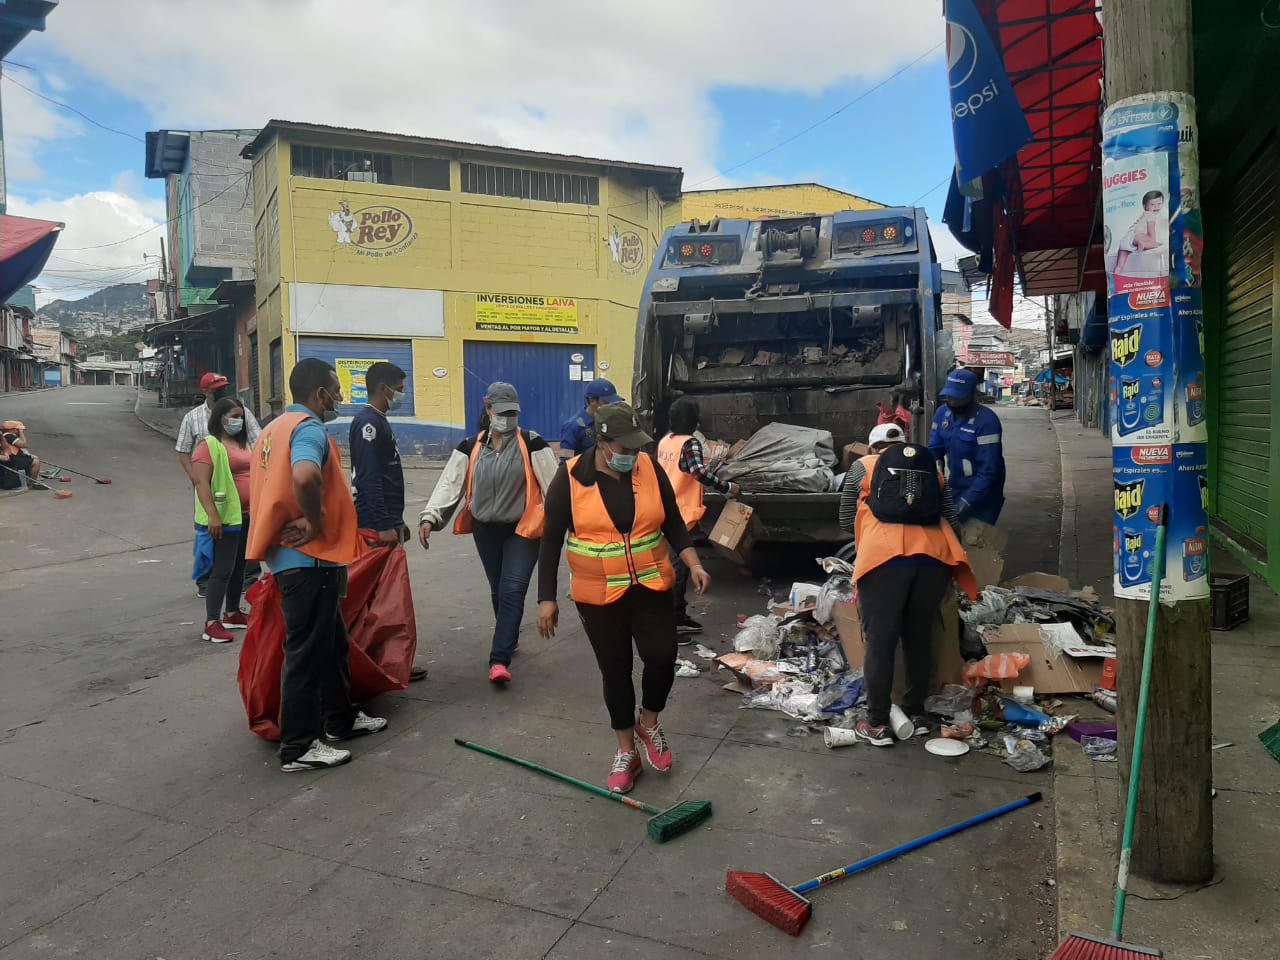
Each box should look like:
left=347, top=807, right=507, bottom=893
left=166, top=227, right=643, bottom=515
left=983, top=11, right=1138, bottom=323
left=559, top=378, right=625, bottom=458
left=928, top=369, right=1006, bottom=525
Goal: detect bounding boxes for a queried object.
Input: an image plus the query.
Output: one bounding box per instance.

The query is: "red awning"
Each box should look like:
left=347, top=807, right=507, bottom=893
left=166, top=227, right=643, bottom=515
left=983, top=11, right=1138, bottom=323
left=984, top=0, right=1105, bottom=296
left=0, top=214, right=63, bottom=305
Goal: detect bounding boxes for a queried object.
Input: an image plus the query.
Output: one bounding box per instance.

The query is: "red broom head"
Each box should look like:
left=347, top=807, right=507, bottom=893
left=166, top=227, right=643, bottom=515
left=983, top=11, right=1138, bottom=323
left=98, top=478, right=112, bottom=484
left=54, top=491, right=73, bottom=500
left=60, top=475, right=72, bottom=482
left=725, top=870, right=812, bottom=937
left=1049, top=933, right=1162, bottom=959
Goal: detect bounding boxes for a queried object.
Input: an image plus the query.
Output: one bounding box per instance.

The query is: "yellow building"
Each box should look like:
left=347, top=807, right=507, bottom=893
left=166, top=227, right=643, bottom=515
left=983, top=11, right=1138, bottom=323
left=668, top=183, right=884, bottom=229
left=242, top=120, right=681, bottom=454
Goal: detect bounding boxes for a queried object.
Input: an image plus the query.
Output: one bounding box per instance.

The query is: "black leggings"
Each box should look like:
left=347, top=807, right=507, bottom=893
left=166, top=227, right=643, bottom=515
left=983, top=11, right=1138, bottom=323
left=206, top=521, right=248, bottom=622
left=577, top=585, right=678, bottom=730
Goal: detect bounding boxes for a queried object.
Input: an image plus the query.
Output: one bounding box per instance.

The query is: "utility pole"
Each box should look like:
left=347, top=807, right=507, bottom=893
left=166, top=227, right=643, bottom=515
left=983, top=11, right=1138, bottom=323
left=159, top=238, right=174, bottom=323
left=1104, top=0, right=1213, bottom=883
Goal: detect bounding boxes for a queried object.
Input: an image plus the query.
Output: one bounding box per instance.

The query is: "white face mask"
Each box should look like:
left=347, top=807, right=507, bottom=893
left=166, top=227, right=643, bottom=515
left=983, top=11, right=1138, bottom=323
left=489, top=414, right=518, bottom=434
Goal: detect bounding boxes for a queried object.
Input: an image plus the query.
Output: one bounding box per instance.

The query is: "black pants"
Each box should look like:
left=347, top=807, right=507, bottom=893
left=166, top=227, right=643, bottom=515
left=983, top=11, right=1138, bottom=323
left=577, top=585, right=678, bottom=730
left=278, top=566, right=357, bottom=763
left=205, top=520, right=248, bottom=622
left=856, top=562, right=952, bottom=727
left=669, top=543, right=690, bottom=618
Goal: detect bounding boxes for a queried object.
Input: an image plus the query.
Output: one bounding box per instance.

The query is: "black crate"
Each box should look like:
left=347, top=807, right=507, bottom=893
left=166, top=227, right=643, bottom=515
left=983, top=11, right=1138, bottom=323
left=1210, top=574, right=1249, bottom=631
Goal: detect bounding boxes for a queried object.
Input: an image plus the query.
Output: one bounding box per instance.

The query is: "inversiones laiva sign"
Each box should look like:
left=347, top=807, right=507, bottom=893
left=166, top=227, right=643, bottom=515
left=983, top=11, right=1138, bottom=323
left=474, top=294, right=579, bottom=333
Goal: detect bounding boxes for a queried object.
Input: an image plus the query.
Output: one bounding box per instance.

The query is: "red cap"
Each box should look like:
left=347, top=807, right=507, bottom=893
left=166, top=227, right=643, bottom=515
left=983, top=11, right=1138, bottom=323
left=199, top=373, right=229, bottom=390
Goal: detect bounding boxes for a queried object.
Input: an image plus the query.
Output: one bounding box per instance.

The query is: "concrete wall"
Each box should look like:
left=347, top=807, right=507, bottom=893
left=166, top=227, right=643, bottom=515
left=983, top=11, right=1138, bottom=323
left=182, top=132, right=256, bottom=280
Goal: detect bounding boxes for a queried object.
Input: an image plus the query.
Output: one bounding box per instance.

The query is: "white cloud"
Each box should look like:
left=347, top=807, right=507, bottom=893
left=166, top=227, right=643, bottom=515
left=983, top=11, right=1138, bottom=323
left=8, top=186, right=163, bottom=304
left=0, top=72, right=83, bottom=182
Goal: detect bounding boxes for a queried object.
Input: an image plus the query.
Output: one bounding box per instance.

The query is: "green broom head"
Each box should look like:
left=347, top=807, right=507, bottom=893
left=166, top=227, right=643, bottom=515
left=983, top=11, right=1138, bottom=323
left=1260, top=720, right=1280, bottom=763
left=647, top=799, right=713, bottom=842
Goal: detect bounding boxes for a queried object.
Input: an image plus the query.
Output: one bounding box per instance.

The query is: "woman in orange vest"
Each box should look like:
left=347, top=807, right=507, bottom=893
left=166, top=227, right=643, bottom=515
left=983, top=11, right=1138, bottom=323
left=417, top=383, right=559, bottom=685
left=537, top=403, right=711, bottom=794
left=837, top=426, right=978, bottom=748
left=655, top=397, right=741, bottom=638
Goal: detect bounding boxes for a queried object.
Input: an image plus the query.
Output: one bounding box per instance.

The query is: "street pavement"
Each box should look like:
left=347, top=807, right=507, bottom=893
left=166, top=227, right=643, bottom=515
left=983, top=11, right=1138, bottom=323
left=2, top=387, right=1075, bottom=958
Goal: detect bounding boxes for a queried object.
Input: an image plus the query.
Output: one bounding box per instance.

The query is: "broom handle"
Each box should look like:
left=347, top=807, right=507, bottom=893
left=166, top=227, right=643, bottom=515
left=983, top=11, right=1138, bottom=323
left=454, top=738, right=662, bottom=815
left=1113, top=505, right=1167, bottom=940
left=794, top=792, right=1042, bottom=894
left=40, top=461, right=100, bottom=481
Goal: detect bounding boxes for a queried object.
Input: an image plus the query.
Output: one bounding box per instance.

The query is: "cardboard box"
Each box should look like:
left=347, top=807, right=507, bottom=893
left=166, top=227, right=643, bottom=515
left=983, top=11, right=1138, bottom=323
left=961, top=520, right=1008, bottom=590
left=789, top=582, right=822, bottom=609
left=832, top=594, right=964, bottom=698
left=839, top=442, right=872, bottom=473
left=709, top=500, right=763, bottom=564
left=983, top=624, right=1105, bottom=694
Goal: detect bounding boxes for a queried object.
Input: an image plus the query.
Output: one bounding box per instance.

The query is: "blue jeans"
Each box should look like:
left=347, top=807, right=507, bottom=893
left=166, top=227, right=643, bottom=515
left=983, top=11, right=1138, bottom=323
left=471, top=521, right=540, bottom=666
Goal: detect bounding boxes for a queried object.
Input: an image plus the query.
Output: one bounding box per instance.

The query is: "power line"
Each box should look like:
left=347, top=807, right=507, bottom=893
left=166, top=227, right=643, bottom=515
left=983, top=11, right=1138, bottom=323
left=1, top=71, right=143, bottom=143
left=58, top=172, right=250, bottom=250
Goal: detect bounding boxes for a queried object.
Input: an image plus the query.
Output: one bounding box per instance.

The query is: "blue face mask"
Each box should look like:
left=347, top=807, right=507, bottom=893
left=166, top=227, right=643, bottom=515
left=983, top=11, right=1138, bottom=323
left=388, top=389, right=405, bottom=412
left=320, top=389, right=339, bottom=422
left=225, top=417, right=245, bottom=435
left=607, top=449, right=638, bottom=472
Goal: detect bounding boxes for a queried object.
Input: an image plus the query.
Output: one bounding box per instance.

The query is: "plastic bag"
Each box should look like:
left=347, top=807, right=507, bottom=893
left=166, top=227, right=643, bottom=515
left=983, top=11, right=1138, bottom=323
left=961, top=588, right=1013, bottom=626
left=1082, top=735, right=1118, bottom=757
left=924, top=684, right=974, bottom=718
left=963, top=652, right=1032, bottom=682
left=1003, top=736, right=1052, bottom=772
left=733, top=614, right=781, bottom=657
left=815, top=574, right=855, bottom=625
left=676, top=658, right=700, bottom=678
left=819, top=671, right=865, bottom=714
left=237, top=543, right=418, bottom=741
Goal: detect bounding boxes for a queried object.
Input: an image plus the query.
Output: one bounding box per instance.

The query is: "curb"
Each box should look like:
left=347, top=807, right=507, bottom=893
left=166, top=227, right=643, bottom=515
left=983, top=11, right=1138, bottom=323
left=133, top=389, right=179, bottom=441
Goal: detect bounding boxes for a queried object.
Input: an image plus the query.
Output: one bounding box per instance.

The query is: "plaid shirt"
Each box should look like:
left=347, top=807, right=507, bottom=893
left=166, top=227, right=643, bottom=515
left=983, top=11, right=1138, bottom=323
left=176, top=402, right=261, bottom=454
left=679, top=436, right=734, bottom=494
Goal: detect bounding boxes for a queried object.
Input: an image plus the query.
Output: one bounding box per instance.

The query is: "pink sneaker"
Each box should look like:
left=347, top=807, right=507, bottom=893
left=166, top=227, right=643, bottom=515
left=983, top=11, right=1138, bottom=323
left=202, top=620, right=234, bottom=644
left=488, top=663, right=511, bottom=685
left=221, top=610, right=250, bottom=629
left=607, top=751, right=642, bottom=794
left=634, top=719, right=673, bottom=772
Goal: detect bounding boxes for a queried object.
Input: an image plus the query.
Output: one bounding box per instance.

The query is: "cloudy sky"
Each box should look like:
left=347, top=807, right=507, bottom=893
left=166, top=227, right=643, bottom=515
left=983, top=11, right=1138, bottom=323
left=3, top=0, right=1042, bottom=325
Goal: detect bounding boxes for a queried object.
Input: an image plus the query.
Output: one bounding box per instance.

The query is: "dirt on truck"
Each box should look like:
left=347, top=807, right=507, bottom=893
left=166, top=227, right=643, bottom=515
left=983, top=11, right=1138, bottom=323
left=631, top=207, right=948, bottom=544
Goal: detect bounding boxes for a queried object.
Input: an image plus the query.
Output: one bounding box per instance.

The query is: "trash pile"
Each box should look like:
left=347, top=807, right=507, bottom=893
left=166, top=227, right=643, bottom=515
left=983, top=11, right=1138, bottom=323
left=713, top=547, right=1122, bottom=771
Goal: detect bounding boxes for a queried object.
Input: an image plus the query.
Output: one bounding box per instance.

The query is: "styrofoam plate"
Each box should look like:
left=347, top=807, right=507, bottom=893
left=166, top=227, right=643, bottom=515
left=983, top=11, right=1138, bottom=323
left=925, top=737, right=970, bottom=757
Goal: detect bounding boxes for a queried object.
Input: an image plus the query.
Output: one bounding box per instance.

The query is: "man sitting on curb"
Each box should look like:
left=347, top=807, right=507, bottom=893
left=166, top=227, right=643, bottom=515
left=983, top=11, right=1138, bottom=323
left=0, top=421, right=47, bottom=490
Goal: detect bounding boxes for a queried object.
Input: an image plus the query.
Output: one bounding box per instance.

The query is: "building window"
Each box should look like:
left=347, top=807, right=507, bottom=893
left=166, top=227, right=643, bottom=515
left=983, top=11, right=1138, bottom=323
left=290, top=145, right=450, bottom=190
left=460, top=162, right=599, bottom=205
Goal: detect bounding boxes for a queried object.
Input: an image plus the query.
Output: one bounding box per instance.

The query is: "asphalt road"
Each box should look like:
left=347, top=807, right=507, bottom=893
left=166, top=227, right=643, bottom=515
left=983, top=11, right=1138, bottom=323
left=0, top=386, right=1062, bottom=959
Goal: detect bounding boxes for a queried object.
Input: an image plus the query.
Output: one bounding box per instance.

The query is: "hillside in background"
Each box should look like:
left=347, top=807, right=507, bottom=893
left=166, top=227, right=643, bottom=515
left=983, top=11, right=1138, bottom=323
left=36, top=283, right=150, bottom=335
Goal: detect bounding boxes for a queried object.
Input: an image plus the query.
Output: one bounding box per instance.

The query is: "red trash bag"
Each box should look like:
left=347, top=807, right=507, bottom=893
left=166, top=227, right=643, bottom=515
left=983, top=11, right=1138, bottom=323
left=237, top=544, right=419, bottom=741
left=876, top=400, right=913, bottom=441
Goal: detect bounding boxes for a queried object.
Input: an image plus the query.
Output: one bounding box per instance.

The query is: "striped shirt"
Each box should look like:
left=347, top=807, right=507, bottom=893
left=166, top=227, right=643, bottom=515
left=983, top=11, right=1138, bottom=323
left=838, top=458, right=962, bottom=547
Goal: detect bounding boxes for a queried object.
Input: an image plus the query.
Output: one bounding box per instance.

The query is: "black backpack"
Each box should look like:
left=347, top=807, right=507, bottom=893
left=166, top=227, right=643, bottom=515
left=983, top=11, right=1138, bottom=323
left=866, top=443, right=943, bottom=525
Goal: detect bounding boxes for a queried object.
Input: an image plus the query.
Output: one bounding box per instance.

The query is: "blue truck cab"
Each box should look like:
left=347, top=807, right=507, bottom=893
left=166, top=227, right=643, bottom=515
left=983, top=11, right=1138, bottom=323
left=631, top=207, right=946, bottom=542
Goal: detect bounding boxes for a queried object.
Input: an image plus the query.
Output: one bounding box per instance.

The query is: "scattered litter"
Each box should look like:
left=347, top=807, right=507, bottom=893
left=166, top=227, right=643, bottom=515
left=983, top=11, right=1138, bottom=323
left=733, top=614, right=781, bottom=658
left=787, top=724, right=815, bottom=737
left=675, top=659, right=700, bottom=678
left=925, top=738, right=969, bottom=757
left=1211, top=742, right=1234, bottom=750
left=1003, top=736, right=1052, bottom=772
left=136, top=559, right=163, bottom=564
left=924, top=684, right=974, bottom=718
left=810, top=818, right=824, bottom=826
left=963, top=651, right=1032, bottom=682
left=893, top=920, right=908, bottom=932
left=1082, top=736, right=1118, bottom=759
left=179, top=621, right=194, bottom=626
left=692, top=643, right=717, bottom=660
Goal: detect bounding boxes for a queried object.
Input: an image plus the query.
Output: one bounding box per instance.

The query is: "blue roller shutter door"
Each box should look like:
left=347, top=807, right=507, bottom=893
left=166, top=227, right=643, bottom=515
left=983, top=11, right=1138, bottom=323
left=462, top=341, right=597, bottom=439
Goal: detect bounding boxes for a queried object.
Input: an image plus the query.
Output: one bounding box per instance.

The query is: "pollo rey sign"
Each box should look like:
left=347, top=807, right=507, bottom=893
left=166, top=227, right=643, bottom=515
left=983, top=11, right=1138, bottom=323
left=328, top=201, right=419, bottom=257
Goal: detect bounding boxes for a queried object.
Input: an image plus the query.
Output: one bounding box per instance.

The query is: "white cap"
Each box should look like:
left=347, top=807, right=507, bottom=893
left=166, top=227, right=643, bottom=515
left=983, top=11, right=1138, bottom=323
left=868, top=423, right=906, bottom=447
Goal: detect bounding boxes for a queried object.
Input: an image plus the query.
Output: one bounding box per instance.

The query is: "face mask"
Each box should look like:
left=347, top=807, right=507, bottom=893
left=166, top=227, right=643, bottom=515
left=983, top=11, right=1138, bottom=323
left=225, top=417, right=245, bottom=435
left=489, top=414, right=517, bottom=434
left=319, top=390, right=339, bottom=423
left=606, top=446, right=638, bottom=472
left=387, top=389, right=405, bottom=412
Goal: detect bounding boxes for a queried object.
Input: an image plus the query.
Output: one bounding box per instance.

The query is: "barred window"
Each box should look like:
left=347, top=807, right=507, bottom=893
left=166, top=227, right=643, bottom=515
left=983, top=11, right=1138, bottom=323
left=460, top=162, right=599, bottom=205
left=290, top=145, right=449, bottom=190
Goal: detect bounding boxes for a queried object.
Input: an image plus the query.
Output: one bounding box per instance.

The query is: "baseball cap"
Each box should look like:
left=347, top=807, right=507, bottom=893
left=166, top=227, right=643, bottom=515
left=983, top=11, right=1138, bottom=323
left=868, top=423, right=906, bottom=447
left=585, top=378, right=625, bottom=404
left=484, top=381, right=521, bottom=413
left=199, top=372, right=229, bottom=391
left=940, top=369, right=980, bottom=399
left=594, top=402, right=652, bottom=449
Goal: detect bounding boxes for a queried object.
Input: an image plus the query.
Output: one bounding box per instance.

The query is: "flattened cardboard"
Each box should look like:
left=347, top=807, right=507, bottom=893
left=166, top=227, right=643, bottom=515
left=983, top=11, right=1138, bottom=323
left=833, top=594, right=963, bottom=698
left=983, top=624, right=1104, bottom=694
left=1004, top=572, right=1071, bottom=592
left=709, top=500, right=762, bottom=564
left=962, top=520, right=1008, bottom=590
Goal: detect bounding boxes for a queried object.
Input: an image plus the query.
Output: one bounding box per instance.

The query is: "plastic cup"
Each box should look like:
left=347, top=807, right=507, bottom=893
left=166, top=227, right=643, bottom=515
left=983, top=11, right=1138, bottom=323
left=889, top=704, right=914, bottom=741
left=823, top=726, right=859, bottom=748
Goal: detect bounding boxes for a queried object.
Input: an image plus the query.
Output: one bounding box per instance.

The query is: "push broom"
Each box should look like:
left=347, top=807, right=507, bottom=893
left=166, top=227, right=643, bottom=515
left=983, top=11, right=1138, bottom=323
left=727, top=792, right=1042, bottom=936
left=454, top=738, right=712, bottom=843
left=1048, top=505, right=1170, bottom=960
left=40, top=459, right=112, bottom=484
left=1, top=461, right=71, bottom=498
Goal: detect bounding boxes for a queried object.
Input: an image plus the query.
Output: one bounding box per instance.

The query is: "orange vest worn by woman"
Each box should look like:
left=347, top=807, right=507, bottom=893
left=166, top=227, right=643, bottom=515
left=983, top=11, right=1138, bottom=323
left=565, top=453, right=677, bottom=605
left=246, top=412, right=366, bottom=565
left=655, top=432, right=706, bottom=530
left=453, top=430, right=546, bottom=539
left=852, top=453, right=978, bottom=599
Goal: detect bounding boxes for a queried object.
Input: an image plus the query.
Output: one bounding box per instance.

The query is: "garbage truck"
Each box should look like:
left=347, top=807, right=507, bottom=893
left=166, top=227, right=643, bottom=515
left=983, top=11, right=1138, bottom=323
left=631, top=207, right=947, bottom=544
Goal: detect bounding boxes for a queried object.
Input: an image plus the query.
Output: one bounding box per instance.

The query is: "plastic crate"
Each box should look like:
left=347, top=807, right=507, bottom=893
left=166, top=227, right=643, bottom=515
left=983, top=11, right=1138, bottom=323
left=1210, top=574, right=1249, bottom=631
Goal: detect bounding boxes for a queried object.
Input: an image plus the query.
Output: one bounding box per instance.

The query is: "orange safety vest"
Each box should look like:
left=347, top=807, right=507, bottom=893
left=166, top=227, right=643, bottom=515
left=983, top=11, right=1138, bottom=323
left=852, top=454, right=978, bottom=598
left=565, top=453, right=677, bottom=605
left=245, top=412, right=367, bottom=565
left=453, top=430, right=545, bottom=539
left=656, top=432, right=706, bottom=530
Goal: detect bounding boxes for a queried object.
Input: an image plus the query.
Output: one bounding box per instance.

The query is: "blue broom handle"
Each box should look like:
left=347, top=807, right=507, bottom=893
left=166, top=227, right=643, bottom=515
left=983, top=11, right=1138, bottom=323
left=794, top=793, right=1042, bottom=894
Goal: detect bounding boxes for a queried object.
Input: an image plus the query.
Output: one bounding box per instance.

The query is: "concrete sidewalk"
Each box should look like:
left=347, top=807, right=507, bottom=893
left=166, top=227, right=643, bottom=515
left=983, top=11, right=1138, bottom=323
left=132, top=387, right=183, bottom=440
left=1049, top=413, right=1280, bottom=960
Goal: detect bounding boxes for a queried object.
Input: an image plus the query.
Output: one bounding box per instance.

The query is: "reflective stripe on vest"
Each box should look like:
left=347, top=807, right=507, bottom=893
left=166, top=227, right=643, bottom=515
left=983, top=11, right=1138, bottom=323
left=655, top=432, right=706, bottom=530
left=852, top=454, right=978, bottom=599
left=245, top=412, right=367, bottom=565
left=454, top=430, right=545, bottom=539
left=565, top=453, right=676, bottom=605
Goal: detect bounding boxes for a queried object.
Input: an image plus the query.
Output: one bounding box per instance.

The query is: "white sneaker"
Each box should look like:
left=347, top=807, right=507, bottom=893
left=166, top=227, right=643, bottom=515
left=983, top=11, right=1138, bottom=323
left=323, top=710, right=388, bottom=742
left=281, top=739, right=351, bottom=772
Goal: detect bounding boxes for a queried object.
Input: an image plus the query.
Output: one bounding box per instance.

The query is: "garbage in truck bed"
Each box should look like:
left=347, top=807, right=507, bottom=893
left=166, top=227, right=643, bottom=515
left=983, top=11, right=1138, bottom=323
left=716, top=422, right=837, bottom=493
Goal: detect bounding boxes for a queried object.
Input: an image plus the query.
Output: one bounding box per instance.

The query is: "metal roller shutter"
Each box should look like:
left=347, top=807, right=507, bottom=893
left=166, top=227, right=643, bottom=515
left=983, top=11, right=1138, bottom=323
left=1216, top=136, right=1277, bottom=551
left=462, top=341, right=597, bottom=439
left=297, top=336, right=415, bottom=416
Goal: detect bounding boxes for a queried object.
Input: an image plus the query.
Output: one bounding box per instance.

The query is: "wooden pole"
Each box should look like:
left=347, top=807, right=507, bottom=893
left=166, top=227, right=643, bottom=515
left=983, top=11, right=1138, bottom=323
left=1104, top=0, right=1214, bottom=884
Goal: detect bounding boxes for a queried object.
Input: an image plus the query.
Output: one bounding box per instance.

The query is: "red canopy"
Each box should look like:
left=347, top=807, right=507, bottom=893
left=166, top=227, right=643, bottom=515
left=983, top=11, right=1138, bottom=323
left=0, top=214, right=63, bottom=305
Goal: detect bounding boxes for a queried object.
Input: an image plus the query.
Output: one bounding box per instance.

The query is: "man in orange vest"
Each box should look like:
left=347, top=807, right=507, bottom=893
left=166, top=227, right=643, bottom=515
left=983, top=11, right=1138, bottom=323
left=655, top=398, right=741, bottom=638
left=247, top=358, right=387, bottom=772
left=536, top=403, right=711, bottom=794
left=837, top=428, right=978, bottom=748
